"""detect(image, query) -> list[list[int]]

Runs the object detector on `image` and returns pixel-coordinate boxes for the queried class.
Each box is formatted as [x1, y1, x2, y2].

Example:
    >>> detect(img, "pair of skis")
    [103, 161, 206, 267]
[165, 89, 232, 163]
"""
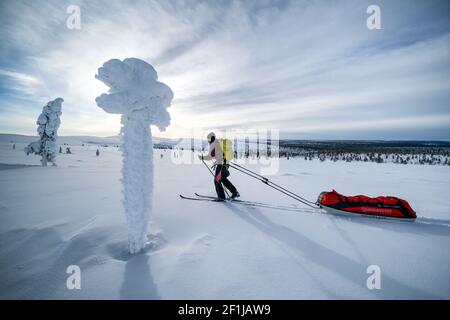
[180, 193, 319, 213]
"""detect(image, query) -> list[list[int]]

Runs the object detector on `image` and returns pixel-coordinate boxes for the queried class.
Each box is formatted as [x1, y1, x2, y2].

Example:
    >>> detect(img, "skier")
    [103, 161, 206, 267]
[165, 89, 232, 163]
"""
[198, 132, 240, 201]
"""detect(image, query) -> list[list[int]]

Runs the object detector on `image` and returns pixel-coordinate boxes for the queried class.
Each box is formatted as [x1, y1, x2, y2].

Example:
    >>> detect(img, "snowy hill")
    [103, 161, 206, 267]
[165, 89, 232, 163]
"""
[0, 133, 175, 147]
[0, 141, 449, 299]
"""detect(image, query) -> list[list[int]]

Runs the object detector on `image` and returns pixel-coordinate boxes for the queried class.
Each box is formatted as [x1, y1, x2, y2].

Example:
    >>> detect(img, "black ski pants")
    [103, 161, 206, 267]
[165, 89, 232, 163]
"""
[214, 164, 237, 200]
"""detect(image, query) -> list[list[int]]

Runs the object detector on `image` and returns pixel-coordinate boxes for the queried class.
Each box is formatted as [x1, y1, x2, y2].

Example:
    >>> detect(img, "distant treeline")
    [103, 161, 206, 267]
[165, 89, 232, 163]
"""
[166, 139, 450, 166]
[277, 140, 450, 165]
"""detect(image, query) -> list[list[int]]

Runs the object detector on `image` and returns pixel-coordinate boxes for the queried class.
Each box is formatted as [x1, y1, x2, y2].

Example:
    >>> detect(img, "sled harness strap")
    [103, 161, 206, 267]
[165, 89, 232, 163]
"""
[228, 162, 318, 209]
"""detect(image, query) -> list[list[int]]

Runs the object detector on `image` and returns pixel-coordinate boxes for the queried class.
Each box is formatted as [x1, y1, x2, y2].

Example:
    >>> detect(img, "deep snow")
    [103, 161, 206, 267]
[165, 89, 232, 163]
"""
[0, 140, 449, 299]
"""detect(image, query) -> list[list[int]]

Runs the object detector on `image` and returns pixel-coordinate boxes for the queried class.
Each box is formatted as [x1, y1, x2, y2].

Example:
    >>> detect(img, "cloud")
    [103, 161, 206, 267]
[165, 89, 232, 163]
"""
[0, 0, 449, 139]
[0, 69, 43, 96]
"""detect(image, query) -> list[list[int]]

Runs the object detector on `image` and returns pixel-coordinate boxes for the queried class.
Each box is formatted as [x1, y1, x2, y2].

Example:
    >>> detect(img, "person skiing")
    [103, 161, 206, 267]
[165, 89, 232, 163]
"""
[198, 132, 240, 200]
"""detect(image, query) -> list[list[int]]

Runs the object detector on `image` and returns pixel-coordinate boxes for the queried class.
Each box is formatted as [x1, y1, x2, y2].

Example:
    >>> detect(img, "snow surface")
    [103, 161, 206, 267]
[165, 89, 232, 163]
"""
[0, 140, 449, 299]
[95, 58, 173, 253]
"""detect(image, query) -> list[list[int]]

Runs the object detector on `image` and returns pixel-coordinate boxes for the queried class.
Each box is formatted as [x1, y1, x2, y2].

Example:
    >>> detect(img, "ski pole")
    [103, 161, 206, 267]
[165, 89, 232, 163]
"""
[202, 158, 214, 176]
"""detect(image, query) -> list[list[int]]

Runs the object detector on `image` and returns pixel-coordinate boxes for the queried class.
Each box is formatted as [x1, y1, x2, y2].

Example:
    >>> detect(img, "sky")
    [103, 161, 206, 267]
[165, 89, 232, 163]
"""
[0, 0, 449, 140]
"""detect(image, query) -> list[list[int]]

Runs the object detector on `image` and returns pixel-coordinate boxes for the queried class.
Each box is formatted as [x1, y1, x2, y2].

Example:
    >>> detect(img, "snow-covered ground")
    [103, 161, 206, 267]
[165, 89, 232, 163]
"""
[0, 140, 449, 299]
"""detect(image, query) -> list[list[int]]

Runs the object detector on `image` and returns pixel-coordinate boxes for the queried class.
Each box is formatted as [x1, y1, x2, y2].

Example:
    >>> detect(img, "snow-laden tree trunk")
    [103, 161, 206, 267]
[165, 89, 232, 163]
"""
[95, 58, 173, 254]
[24, 98, 63, 167]
[120, 111, 154, 253]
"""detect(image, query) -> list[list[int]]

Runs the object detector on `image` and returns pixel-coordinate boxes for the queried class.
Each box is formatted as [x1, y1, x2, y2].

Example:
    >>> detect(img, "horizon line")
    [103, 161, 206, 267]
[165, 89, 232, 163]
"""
[1, 132, 450, 143]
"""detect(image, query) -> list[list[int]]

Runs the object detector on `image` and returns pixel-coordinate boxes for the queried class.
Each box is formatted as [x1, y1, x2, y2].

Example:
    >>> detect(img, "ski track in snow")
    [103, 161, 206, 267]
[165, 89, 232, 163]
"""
[0, 141, 449, 299]
[0, 163, 40, 170]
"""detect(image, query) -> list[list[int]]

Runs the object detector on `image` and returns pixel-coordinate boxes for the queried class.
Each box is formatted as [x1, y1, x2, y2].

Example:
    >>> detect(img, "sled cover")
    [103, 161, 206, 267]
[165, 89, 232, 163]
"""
[318, 190, 416, 219]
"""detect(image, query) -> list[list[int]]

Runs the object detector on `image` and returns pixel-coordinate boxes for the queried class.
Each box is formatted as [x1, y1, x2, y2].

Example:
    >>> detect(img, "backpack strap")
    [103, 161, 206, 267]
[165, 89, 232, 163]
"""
[221, 139, 226, 165]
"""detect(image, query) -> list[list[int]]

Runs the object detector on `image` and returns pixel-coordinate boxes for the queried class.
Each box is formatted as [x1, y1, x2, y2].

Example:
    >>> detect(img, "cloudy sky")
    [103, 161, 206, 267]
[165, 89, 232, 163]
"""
[0, 0, 449, 140]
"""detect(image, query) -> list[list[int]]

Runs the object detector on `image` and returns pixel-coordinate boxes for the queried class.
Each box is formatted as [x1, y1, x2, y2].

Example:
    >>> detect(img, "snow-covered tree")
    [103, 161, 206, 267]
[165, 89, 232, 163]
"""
[95, 58, 173, 254]
[24, 98, 63, 166]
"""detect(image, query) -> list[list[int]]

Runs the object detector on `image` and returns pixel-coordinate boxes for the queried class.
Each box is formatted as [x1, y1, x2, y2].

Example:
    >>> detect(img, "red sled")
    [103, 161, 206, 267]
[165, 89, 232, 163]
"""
[317, 190, 416, 220]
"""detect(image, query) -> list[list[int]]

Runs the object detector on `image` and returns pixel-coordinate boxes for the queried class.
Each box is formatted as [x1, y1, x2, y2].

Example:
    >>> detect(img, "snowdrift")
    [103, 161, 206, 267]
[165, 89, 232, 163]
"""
[318, 190, 417, 219]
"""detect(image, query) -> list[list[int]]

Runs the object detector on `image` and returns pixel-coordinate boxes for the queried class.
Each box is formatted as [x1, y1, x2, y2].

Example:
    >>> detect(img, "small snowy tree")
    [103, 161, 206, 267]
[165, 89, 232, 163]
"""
[24, 98, 64, 166]
[95, 58, 173, 254]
